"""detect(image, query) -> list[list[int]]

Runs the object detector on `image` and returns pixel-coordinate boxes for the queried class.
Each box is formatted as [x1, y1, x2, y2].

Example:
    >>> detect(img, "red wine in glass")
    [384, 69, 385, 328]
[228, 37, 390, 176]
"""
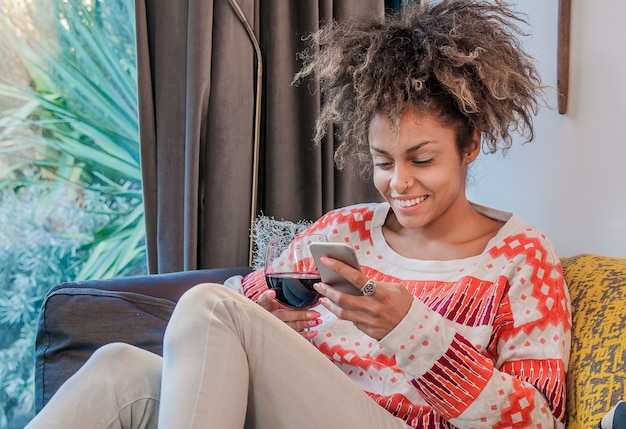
[264, 233, 326, 309]
[265, 272, 321, 308]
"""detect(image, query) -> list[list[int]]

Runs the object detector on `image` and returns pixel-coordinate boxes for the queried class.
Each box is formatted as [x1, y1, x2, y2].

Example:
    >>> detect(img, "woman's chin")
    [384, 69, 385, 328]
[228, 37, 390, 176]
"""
[388, 207, 429, 231]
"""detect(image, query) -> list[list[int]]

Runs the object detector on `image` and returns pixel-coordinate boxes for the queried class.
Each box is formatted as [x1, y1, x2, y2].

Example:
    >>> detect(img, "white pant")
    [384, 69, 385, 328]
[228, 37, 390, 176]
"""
[26, 284, 410, 429]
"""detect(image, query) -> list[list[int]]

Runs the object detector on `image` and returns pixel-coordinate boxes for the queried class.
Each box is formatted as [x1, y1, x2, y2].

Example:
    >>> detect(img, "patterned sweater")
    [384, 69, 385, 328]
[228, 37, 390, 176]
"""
[242, 203, 571, 429]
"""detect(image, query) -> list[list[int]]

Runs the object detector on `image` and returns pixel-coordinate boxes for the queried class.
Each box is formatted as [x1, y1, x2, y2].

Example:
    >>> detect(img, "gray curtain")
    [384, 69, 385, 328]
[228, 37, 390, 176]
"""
[135, 0, 384, 274]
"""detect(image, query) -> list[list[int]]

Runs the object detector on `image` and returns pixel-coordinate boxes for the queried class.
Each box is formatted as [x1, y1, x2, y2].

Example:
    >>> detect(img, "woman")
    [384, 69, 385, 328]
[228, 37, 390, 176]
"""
[26, 1, 571, 428]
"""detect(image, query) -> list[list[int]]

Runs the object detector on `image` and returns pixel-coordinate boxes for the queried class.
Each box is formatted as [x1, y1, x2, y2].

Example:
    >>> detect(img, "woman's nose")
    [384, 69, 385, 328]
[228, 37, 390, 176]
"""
[390, 169, 412, 193]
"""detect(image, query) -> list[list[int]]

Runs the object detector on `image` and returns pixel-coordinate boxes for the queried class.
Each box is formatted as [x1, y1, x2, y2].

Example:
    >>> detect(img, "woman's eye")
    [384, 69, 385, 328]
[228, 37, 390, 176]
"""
[373, 161, 393, 169]
[413, 158, 434, 165]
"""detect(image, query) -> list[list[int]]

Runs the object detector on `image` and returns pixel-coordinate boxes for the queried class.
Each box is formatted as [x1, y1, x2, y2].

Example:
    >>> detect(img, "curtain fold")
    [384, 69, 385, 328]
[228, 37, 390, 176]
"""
[136, 0, 384, 273]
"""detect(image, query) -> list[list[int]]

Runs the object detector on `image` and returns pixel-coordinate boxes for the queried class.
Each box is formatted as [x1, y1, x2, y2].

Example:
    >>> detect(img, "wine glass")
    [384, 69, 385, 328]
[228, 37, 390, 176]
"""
[264, 233, 327, 309]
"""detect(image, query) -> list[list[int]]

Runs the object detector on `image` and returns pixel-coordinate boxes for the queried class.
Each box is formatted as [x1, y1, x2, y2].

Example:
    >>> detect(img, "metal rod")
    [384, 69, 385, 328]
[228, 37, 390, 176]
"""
[226, 0, 263, 266]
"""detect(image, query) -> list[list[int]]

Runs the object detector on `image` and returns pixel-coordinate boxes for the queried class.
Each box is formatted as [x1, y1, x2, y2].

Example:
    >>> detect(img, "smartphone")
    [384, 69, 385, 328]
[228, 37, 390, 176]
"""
[309, 242, 362, 295]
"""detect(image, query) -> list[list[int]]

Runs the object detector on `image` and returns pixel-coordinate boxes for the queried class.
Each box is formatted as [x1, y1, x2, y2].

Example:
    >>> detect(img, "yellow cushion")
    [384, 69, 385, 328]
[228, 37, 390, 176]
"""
[562, 254, 626, 428]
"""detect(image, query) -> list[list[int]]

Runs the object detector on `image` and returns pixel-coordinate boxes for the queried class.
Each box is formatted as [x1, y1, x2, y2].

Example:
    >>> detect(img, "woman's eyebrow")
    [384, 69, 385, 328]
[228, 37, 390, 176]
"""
[369, 141, 434, 155]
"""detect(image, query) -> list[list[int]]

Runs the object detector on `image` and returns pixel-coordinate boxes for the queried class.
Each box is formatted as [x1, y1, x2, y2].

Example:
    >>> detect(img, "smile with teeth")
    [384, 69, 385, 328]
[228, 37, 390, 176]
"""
[394, 195, 428, 207]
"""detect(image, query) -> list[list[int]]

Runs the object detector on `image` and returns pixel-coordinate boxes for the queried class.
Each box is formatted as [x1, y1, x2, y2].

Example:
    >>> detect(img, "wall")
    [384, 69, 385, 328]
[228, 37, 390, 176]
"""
[467, 0, 626, 258]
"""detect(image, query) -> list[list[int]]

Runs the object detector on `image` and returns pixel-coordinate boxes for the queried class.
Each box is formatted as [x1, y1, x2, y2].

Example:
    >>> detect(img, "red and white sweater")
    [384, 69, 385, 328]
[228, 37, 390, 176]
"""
[243, 203, 571, 429]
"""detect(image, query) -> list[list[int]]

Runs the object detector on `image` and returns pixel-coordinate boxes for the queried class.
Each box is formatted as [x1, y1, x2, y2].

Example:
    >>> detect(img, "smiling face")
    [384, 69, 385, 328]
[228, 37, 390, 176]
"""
[369, 107, 480, 233]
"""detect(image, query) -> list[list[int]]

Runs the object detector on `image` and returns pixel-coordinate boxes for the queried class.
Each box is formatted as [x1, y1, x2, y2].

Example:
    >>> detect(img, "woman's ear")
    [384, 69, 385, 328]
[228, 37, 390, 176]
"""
[464, 129, 481, 164]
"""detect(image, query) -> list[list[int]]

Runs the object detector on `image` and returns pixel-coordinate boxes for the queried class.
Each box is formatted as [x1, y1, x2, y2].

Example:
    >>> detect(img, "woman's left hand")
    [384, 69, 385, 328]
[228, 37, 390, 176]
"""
[314, 256, 413, 340]
[256, 289, 321, 340]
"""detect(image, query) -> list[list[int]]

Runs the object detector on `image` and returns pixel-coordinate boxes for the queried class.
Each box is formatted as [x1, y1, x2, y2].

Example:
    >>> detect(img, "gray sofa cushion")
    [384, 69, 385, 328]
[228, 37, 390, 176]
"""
[34, 287, 175, 411]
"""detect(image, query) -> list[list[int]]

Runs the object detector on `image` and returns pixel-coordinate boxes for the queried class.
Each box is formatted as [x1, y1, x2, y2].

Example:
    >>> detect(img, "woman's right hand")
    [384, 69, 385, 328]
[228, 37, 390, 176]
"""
[256, 289, 322, 339]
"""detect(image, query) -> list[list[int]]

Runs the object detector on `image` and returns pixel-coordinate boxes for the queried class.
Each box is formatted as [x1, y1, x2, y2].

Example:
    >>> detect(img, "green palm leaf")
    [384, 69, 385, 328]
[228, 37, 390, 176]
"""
[0, 1, 145, 425]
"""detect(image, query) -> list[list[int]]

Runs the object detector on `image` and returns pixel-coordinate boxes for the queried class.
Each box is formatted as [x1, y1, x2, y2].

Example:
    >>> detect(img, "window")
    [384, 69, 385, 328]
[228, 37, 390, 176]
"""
[0, 0, 144, 427]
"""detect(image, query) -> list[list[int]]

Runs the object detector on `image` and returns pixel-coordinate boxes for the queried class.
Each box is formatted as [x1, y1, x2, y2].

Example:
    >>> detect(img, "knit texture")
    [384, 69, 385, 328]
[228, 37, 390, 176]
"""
[250, 215, 312, 270]
[243, 203, 571, 429]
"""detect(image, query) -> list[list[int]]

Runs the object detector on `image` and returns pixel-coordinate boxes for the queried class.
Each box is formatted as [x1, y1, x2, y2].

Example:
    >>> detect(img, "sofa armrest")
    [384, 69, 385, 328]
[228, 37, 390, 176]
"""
[44, 266, 253, 302]
[34, 267, 252, 412]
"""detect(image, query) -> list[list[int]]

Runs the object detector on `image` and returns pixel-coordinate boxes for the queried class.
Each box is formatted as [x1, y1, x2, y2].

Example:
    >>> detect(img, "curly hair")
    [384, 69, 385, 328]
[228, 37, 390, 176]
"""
[293, 0, 545, 174]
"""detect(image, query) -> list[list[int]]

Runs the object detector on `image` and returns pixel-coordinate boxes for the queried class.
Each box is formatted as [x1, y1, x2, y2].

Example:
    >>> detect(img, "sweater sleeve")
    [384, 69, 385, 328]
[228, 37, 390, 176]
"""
[380, 243, 571, 428]
[241, 268, 267, 302]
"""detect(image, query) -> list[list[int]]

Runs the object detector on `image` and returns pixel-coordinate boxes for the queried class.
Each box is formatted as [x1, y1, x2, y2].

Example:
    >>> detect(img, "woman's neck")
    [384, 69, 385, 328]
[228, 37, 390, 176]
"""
[382, 202, 505, 261]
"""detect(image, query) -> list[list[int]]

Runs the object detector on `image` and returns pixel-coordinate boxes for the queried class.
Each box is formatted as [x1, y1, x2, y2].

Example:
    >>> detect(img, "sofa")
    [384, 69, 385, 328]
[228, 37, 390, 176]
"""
[33, 254, 626, 428]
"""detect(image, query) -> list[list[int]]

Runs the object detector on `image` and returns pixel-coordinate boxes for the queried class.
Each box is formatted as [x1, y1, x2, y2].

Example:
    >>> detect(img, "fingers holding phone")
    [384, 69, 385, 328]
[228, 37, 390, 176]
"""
[309, 242, 364, 296]
[309, 242, 413, 339]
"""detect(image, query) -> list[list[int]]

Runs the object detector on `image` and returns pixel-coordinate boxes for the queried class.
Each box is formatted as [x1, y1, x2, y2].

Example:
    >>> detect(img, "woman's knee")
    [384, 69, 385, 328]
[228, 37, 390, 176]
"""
[90, 342, 151, 366]
[85, 343, 162, 386]
[177, 282, 236, 307]
[165, 284, 244, 346]
[172, 283, 241, 321]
